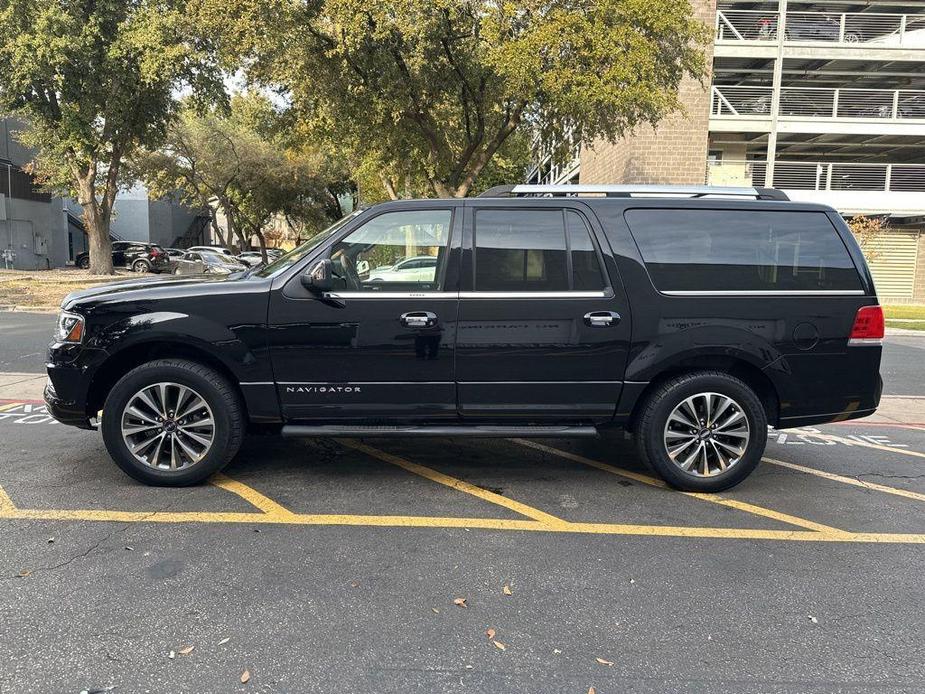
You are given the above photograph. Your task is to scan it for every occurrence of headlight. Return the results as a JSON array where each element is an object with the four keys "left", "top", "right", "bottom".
[{"left": 55, "top": 311, "right": 85, "bottom": 343}]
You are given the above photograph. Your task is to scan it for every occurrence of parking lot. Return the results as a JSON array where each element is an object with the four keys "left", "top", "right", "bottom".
[{"left": 1, "top": 313, "right": 924, "bottom": 693}]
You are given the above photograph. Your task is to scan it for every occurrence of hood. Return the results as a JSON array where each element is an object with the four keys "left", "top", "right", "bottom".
[{"left": 61, "top": 271, "right": 253, "bottom": 311}]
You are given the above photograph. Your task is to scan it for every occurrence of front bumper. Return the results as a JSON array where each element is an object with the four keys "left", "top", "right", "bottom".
[
  {"left": 44, "top": 342, "right": 109, "bottom": 430},
  {"left": 44, "top": 379, "right": 95, "bottom": 429}
]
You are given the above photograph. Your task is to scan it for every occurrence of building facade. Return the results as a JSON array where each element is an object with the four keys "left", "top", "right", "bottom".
[
  {"left": 528, "top": 0, "right": 925, "bottom": 302},
  {"left": 1, "top": 118, "right": 206, "bottom": 270}
]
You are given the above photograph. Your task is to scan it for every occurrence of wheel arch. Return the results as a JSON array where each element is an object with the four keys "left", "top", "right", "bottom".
[
  {"left": 626, "top": 355, "right": 780, "bottom": 431},
  {"left": 87, "top": 340, "right": 247, "bottom": 418}
]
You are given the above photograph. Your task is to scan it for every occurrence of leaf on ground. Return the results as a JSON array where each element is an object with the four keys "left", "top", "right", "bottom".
[
  {"left": 124, "top": 546, "right": 134, "bottom": 551},
  {"left": 218, "top": 637, "right": 230, "bottom": 645},
  {"left": 808, "top": 615, "right": 818, "bottom": 624},
  {"left": 178, "top": 645, "right": 194, "bottom": 655},
  {"left": 453, "top": 598, "right": 467, "bottom": 608},
  {"left": 350, "top": 581, "right": 359, "bottom": 588},
  {"left": 432, "top": 608, "right": 439, "bottom": 614},
  {"left": 167, "top": 651, "right": 176, "bottom": 660},
  {"left": 596, "top": 657, "right": 614, "bottom": 666},
  {"left": 47, "top": 537, "right": 54, "bottom": 544},
  {"left": 240, "top": 669, "right": 251, "bottom": 684},
  {"left": 502, "top": 585, "right": 512, "bottom": 596},
  {"left": 492, "top": 640, "right": 506, "bottom": 651},
  {"left": 486, "top": 628, "right": 496, "bottom": 640},
  {"left": 17, "top": 569, "right": 30, "bottom": 578}
]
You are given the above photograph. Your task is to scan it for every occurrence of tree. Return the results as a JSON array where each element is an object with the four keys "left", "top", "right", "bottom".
[
  {"left": 0, "top": 0, "right": 222, "bottom": 273},
  {"left": 133, "top": 94, "right": 350, "bottom": 261},
  {"left": 211, "top": 0, "right": 708, "bottom": 199},
  {"left": 847, "top": 215, "right": 887, "bottom": 262}
]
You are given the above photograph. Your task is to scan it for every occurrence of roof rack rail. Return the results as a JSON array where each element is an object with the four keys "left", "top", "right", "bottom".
[{"left": 478, "top": 184, "right": 789, "bottom": 201}]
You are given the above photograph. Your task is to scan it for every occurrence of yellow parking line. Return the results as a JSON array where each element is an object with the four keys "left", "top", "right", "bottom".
[
  {"left": 0, "top": 402, "right": 22, "bottom": 413},
  {"left": 0, "top": 503, "right": 923, "bottom": 542},
  {"left": 209, "top": 473, "right": 298, "bottom": 519},
  {"left": 339, "top": 439, "right": 571, "bottom": 527},
  {"left": 764, "top": 457, "right": 925, "bottom": 503},
  {"left": 511, "top": 439, "right": 847, "bottom": 535},
  {"left": 0, "top": 484, "right": 16, "bottom": 511}
]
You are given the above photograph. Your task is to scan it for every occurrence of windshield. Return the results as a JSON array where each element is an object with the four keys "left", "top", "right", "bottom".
[{"left": 254, "top": 211, "right": 364, "bottom": 278}]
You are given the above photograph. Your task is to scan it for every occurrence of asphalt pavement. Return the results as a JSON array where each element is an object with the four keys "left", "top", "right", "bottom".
[{"left": 0, "top": 310, "right": 923, "bottom": 693}]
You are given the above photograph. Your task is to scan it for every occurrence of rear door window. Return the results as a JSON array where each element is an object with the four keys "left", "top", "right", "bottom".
[
  {"left": 624, "top": 209, "right": 862, "bottom": 292},
  {"left": 474, "top": 209, "right": 607, "bottom": 292}
]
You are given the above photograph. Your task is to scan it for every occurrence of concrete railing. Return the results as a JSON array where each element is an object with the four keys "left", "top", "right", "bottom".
[
  {"left": 716, "top": 10, "right": 925, "bottom": 47},
  {"left": 711, "top": 85, "right": 925, "bottom": 120},
  {"left": 707, "top": 159, "right": 925, "bottom": 192}
]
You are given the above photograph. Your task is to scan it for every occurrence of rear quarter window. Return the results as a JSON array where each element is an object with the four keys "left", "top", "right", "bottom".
[{"left": 624, "top": 209, "right": 862, "bottom": 292}]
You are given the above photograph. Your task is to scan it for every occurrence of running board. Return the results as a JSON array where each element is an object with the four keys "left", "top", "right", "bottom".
[{"left": 281, "top": 424, "right": 599, "bottom": 438}]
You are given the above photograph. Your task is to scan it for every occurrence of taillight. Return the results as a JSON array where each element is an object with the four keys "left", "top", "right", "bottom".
[
  {"left": 150, "top": 248, "right": 161, "bottom": 257},
  {"left": 848, "top": 305, "right": 884, "bottom": 345}
]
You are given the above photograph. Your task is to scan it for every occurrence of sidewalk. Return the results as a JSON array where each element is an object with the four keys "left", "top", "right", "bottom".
[
  {"left": 0, "top": 372, "right": 47, "bottom": 400},
  {"left": 1, "top": 371, "right": 922, "bottom": 425}
]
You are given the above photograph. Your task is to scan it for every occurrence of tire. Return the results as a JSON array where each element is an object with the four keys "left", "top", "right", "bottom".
[
  {"left": 133, "top": 259, "right": 151, "bottom": 273},
  {"left": 634, "top": 371, "right": 767, "bottom": 492},
  {"left": 101, "top": 359, "right": 245, "bottom": 486},
  {"left": 77, "top": 256, "right": 90, "bottom": 269}
]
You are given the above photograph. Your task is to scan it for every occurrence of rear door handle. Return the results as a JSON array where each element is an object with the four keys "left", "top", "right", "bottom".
[
  {"left": 584, "top": 311, "right": 620, "bottom": 327},
  {"left": 401, "top": 311, "right": 438, "bottom": 328}
]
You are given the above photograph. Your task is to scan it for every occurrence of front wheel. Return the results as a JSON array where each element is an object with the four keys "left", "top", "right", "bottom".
[
  {"left": 634, "top": 372, "right": 767, "bottom": 492},
  {"left": 101, "top": 359, "right": 245, "bottom": 486},
  {"left": 133, "top": 259, "right": 151, "bottom": 273}
]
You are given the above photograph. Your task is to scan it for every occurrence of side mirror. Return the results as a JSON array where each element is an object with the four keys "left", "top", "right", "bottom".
[{"left": 301, "top": 258, "right": 334, "bottom": 292}]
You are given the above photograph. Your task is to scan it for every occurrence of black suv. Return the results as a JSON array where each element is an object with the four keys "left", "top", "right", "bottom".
[
  {"left": 76, "top": 242, "right": 170, "bottom": 273},
  {"left": 46, "top": 185, "right": 883, "bottom": 491}
]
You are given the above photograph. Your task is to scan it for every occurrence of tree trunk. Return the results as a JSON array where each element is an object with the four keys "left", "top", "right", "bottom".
[
  {"left": 254, "top": 229, "right": 268, "bottom": 264},
  {"left": 209, "top": 207, "right": 229, "bottom": 249},
  {"left": 76, "top": 175, "right": 114, "bottom": 275}
]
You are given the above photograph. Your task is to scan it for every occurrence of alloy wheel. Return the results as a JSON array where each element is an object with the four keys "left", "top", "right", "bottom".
[
  {"left": 662, "top": 392, "right": 751, "bottom": 477},
  {"left": 120, "top": 382, "right": 215, "bottom": 470}
]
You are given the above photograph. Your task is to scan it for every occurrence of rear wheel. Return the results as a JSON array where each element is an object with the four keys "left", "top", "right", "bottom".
[
  {"left": 634, "top": 372, "right": 767, "bottom": 492},
  {"left": 77, "top": 256, "right": 90, "bottom": 269},
  {"left": 133, "top": 259, "right": 151, "bottom": 273},
  {"left": 101, "top": 359, "right": 244, "bottom": 486}
]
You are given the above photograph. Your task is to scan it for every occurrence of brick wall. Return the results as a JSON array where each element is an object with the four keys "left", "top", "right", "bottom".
[{"left": 579, "top": 0, "right": 716, "bottom": 185}]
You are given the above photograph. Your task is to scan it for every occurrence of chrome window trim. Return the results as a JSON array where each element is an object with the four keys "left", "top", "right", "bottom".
[
  {"left": 327, "top": 291, "right": 455, "bottom": 299},
  {"left": 460, "top": 291, "right": 610, "bottom": 299},
  {"left": 660, "top": 290, "right": 865, "bottom": 297}
]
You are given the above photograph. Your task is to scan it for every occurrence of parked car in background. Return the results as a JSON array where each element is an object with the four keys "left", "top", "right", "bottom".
[
  {"left": 236, "top": 252, "right": 267, "bottom": 267},
  {"left": 187, "top": 246, "right": 236, "bottom": 259},
  {"left": 164, "top": 248, "right": 186, "bottom": 259},
  {"left": 367, "top": 255, "right": 439, "bottom": 282},
  {"left": 75, "top": 242, "right": 170, "bottom": 273},
  {"left": 172, "top": 250, "right": 248, "bottom": 275}
]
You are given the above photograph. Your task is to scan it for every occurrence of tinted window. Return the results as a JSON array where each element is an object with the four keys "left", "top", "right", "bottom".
[
  {"left": 625, "top": 209, "right": 861, "bottom": 292},
  {"left": 330, "top": 209, "right": 452, "bottom": 291},
  {"left": 475, "top": 210, "right": 569, "bottom": 291},
  {"left": 566, "top": 211, "right": 607, "bottom": 291}
]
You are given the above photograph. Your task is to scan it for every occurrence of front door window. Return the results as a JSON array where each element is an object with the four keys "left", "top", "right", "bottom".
[{"left": 329, "top": 210, "right": 453, "bottom": 292}]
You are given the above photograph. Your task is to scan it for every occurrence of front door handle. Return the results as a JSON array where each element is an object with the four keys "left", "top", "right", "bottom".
[
  {"left": 584, "top": 311, "right": 620, "bottom": 327},
  {"left": 401, "top": 311, "right": 438, "bottom": 329}
]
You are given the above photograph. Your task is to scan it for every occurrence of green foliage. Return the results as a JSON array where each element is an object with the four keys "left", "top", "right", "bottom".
[
  {"left": 0, "top": 0, "right": 222, "bottom": 272},
  {"left": 213, "top": 0, "right": 708, "bottom": 198},
  {"left": 132, "top": 93, "right": 352, "bottom": 255}
]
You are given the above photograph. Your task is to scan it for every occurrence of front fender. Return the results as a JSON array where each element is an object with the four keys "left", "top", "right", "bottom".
[{"left": 89, "top": 311, "right": 264, "bottom": 380}]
